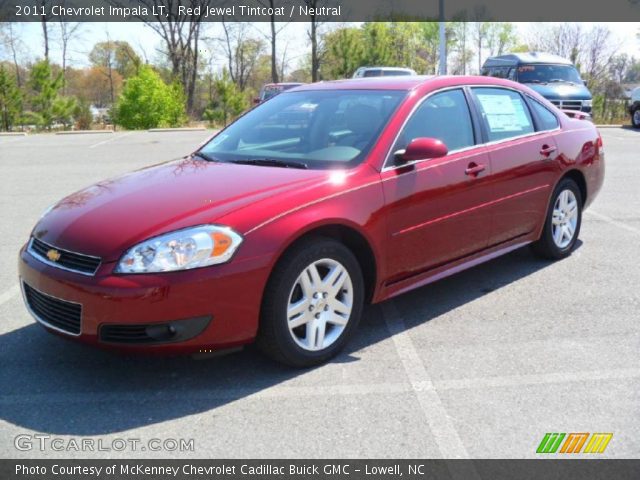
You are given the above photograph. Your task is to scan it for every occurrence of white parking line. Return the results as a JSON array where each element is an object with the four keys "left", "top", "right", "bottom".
[
  {"left": 0, "top": 285, "right": 19, "bottom": 307},
  {"left": 586, "top": 210, "right": 640, "bottom": 236},
  {"left": 88, "top": 131, "right": 134, "bottom": 149},
  {"left": 382, "top": 300, "right": 473, "bottom": 462}
]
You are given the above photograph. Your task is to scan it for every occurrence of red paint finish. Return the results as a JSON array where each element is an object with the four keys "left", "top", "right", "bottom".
[{"left": 18, "top": 76, "right": 604, "bottom": 353}]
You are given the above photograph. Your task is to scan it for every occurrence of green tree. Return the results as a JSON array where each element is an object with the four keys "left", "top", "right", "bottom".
[
  {"left": 322, "top": 27, "right": 365, "bottom": 79},
  {"left": 361, "top": 23, "right": 394, "bottom": 66},
  {"left": 203, "top": 72, "right": 247, "bottom": 127},
  {"left": 25, "top": 59, "right": 64, "bottom": 129},
  {"left": 0, "top": 65, "right": 23, "bottom": 131},
  {"left": 52, "top": 95, "right": 78, "bottom": 130},
  {"left": 89, "top": 41, "right": 141, "bottom": 79},
  {"left": 74, "top": 99, "right": 93, "bottom": 130},
  {"left": 114, "top": 65, "right": 187, "bottom": 129}
]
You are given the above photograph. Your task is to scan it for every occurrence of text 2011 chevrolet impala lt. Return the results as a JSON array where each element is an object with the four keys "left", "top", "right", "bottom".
[{"left": 19, "top": 76, "right": 604, "bottom": 367}]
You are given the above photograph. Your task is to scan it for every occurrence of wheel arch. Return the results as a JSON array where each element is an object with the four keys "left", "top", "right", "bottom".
[
  {"left": 560, "top": 169, "right": 588, "bottom": 206},
  {"left": 266, "top": 221, "right": 379, "bottom": 304}
]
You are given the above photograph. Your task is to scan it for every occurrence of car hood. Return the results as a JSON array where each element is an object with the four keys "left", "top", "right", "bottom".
[
  {"left": 33, "top": 158, "right": 327, "bottom": 262},
  {"left": 524, "top": 82, "right": 592, "bottom": 100}
]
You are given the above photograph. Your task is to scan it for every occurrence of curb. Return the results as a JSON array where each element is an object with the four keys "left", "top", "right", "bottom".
[
  {"left": 148, "top": 127, "right": 207, "bottom": 132},
  {"left": 0, "top": 132, "right": 27, "bottom": 137},
  {"left": 55, "top": 130, "right": 114, "bottom": 135}
]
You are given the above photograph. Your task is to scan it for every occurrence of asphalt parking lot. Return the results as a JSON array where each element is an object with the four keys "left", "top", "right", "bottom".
[{"left": 0, "top": 128, "right": 638, "bottom": 459}]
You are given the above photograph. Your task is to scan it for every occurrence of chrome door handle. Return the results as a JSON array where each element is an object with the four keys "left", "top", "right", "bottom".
[
  {"left": 465, "top": 163, "right": 486, "bottom": 176},
  {"left": 540, "top": 145, "right": 557, "bottom": 156}
]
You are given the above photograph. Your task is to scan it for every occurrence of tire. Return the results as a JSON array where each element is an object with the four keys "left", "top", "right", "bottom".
[
  {"left": 531, "top": 178, "right": 582, "bottom": 260},
  {"left": 632, "top": 107, "right": 640, "bottom": 129},
  {"left": 257, "top": 237, "right": 364, "bottom": 367}
]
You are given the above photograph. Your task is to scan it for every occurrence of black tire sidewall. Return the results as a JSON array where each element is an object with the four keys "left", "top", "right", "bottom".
[{"left": 261, "top": 238, "right": 364, "bottom": 367}]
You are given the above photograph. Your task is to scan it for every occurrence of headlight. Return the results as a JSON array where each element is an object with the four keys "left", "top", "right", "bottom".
[
  {"left": 115, "top": 225, "right": 243, "bottom": 273},
  {"left": 583, "top": 100, "right": 593, "bottom": 107}
]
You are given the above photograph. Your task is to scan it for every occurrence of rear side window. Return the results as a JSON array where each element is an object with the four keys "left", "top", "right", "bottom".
[
  {"left": 529, "top": 99, "right": 559, "bottom": 131},
  {"left": 472, "top": 88, "right": 534, "bottom": 142},
  {"left": 393, "top": 89, "right": 475, "bottom": 153}
]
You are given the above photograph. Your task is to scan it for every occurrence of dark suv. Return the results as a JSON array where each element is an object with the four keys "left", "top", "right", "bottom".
[{"left": 482, "top": 52, "right": 592, "bottom": 114}]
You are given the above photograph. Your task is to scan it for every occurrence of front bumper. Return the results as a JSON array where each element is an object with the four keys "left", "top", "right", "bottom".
[{"left": 18, "top": 244, "right": 272, "bottom": 354}]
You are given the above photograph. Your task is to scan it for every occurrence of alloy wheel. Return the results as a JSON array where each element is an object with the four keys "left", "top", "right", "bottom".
[
  {"left": 286, "top": 258, "right": 353, "bottom": 352},
  {"left": 551, "top": 189, "right": 579, "bottom": 248}
]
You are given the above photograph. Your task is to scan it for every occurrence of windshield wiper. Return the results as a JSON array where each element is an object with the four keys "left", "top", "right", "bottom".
[
  {"left": 192, "top": 151, "right": 218, "bottom": 162},
  {"left": 549, "top": 79, "right": 575, "bottom": 85},
  {"left": 229, "top": 158, "right": 308, "bottom": 169},
  {"left": 523, "top": 79, "right": 547, "bottom": 85}
]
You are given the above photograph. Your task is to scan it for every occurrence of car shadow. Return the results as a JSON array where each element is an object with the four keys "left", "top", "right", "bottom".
[{"left": 0, "top": 244, "right": 573, "bottom": 435}]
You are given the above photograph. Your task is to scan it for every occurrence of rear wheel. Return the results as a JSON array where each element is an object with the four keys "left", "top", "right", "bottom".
[
  {"left": 257, "top": 237, "right": 364, "bottom": 367},
  {"left": 531, "top": 178, "right": 582, "bottom": 260}
]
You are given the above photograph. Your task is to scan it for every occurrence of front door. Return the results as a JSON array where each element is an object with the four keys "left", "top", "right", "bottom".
[{"left": 380, "top": 88, "right": 494, "bottom": 285}]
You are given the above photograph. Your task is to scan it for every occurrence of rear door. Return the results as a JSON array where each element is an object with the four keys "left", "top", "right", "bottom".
[
  {"left": 469, "top": 87, "right": 559, "bottom": 246},
  {"left": 380, "top": 88, "right": 494, "bottom": 284}
]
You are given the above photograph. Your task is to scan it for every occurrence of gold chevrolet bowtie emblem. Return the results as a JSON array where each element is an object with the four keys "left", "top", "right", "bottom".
[{"left": 46, "top": 249, "right": 61, "bottom": 262}]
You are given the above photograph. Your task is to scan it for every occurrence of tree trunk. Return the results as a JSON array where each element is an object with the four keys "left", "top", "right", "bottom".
[
  {"left": 270, "top": 7, "right": 279, "bottom": 83},
  {"left": 187, "top": 25, "right": 199, "bottom": 115},
  {"left": 310, "top": 16, "right": 318, "bottom": 82},
  {"left": 41, "top": 18, "right": 49, "bottom": 60}
]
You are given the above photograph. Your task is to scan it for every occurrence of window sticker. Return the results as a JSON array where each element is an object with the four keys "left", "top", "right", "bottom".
[{"left": 477, "top": 93, "right": 530, "bottom": 133}]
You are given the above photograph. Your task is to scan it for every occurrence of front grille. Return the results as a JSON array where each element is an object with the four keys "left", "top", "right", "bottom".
[
  {"left": 23, "top": 283, "right": 82, "bottom": 335},
  {"left": 29, "top": 237, "right": 101, "bottom": 275},
  {"left": 550, "top": 100, "right": 583, "bottom": 111}
]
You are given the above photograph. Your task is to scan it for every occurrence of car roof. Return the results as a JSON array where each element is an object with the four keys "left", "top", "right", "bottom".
[
  {"left": 264, "top": 82, "right": 304, "bottom": 87},
  {"left": 291, "top": 75, "right": 523, "bottom": 92},
  {"left": 357, "top": 66, "right": 415, "bottom": 71},
  {"left": 484, "top": 52, "right": 573, "bottom": 67}
]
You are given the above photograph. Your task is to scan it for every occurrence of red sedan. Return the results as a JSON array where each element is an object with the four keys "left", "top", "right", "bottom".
[{"left": 19, "top": 76, "right": 604, "bottom": 367}]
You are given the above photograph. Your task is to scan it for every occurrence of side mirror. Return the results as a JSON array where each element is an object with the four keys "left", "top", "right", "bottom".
[
  {"left": 253, "top": 97, "right": 261, "bottom": 105},
  {"left": 395, "top": 137, "right": 448, "bottom": 164}
]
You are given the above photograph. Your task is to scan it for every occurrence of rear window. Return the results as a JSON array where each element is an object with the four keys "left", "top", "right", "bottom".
[
  {"left": 529, "top": 99, "right": 559, "bottom": 131},
  {"left": 383, "top": 70, "right": 412, "bottom": 76}
]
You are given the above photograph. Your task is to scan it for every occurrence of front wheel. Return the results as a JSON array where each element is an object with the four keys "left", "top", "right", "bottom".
[
  {"left": 632, "top": 108, "right": 640, "bottom": 129},
  {"left": 531, "top": 178, "right": 582, "bottom": 260},
  {"left": 257, "top": 237, "right": 364, "bottom": 367}
]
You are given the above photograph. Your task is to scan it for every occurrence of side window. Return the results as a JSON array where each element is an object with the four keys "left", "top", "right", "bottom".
[
  {"left": 393, "top": 89, "right": 475, "bottom": 155},
  {"left": 529, "top": 99, "right": 559, "bottom": 131},
  {"left": 472, "top": 88, "right": 534, "bottom": 142}
]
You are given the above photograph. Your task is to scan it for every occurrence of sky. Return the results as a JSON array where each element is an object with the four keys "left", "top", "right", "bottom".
[{"left": 4, "top": 22, "right": 640, "bottom": 75}]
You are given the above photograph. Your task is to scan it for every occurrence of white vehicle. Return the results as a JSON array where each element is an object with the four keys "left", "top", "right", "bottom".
[
  {"left": 352, "top": 66, "right": 417, "bottom": 78},
  {"left": 629, "top": 87, "right": 640, "bottom": 129}
]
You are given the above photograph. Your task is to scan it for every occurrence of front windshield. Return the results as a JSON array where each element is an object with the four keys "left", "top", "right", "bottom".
[
  {"left": 517, "top": 64, "right": 582, "bottom": 84},
  {"left": 200, "top": 89, "right": 406, "bottom": 169}
]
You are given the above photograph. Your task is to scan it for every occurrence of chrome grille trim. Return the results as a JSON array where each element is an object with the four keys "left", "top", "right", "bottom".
[{"left": 28, "top": 237, "right": 101, "bottom": 276}]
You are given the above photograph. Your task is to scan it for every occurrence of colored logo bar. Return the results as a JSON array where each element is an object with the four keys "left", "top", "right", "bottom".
[{"left": 537, "top": 433, "right": 612, "bottom": 454}]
